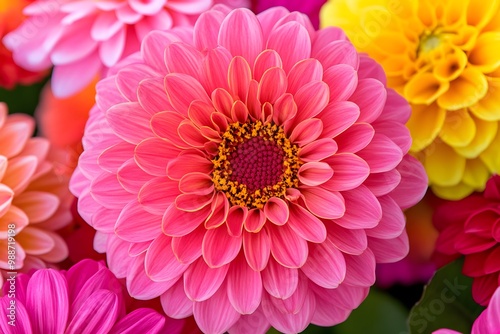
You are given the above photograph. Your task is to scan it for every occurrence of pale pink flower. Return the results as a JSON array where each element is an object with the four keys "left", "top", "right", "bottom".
[
  {"left": 0, "top": 102, "right": 72, "bottom": 290},
  {"left": 71, "top": 6, "right": 427, "bottom": 333},
  {"left": 0, "top": 259, "right": 180, "bottom": 333},
  {"left": 3, "top": 0, "right": 248, "bottom": 98},
  {"left": 433, "top": 286, "right": 500, "bottom": 334}
]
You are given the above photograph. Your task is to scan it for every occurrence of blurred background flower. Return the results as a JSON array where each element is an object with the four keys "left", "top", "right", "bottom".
[
  {"left": 321, "top": 0, "right": 500, "bottom": 200},
  {"left": 0, "top": 102, "right": 72, "bottom": 290},
  {"left": 70, "top": 5, "right": 427, "bottom": 333},
  {"left": 0, "top": 0, "right": 47, "bottom": 89},
  {"left": 3, "top": 0, "right": 248, "bottom": 98},
  {"left": 433, "top": 174, "right": 500, "bottom": 306}
]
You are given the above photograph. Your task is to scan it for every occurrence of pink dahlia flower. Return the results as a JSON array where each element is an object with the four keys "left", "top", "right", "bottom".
[
  {"left": 251, "top": 0, "right": 327, "bottom": 28},
  {"left": 0, "top": 259, "right": 179, "bottom": 334},
  {"left": 71, "top": 6, "right": 427, "bottom": 333},
  {"left": 433, "top": 286, "right": 500, "bottom": 334},
  {"left": 3, "top": 0, "right": 248, "bottom": 98},
  {"left": 0, "top": 102, "right": 72, "bottom": 290},
  {"left": 434, "top": 175, "right": 500, "bottom": 306}
]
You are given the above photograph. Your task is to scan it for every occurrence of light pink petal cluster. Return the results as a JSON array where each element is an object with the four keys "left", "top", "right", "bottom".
[
  {"left": 71, "top": 6, "right": 427, "bottom": 333},
  {"left": 0, "top": 259, "right": 174, "bottom": 334},
  {"left": 0, "top": 102, "right": 72, "bottom": 290},
  {"left": 3, "top": 0, "right": 248, "bottom": 97}
]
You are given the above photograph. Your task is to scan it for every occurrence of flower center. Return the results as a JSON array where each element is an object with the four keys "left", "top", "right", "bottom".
[{"left": 212, "top": 121, "right": 301, "bottom": 209}]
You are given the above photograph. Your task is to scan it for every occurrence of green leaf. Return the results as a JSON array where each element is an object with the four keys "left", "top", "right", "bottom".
[
  {"left": 0, "top": 79, "right": 48, "bottom": 116},
  {"left": 408, "top": 258, "right": 484, "bottom": 334},
  {"left": 331, "top": 288, "right": 409, "bottom": 334}
]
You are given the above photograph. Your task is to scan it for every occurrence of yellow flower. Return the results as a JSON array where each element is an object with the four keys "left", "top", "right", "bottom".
[{"left": 321, "top": 0, "right": 500, "bottom": 199}]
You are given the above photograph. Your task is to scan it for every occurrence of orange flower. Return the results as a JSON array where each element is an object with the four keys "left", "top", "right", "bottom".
[{"left": 0, "top": 103, "right": 72, "bottom": 289}]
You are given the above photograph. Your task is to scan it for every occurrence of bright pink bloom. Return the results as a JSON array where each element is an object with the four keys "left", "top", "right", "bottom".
[
  {"left": 251, "top": 0, "right": 327, "bottom": 28},
  {"left": 433, "top": 286, "right": 500, "bottom": 334},
  {"left": 434, "top": 175, "right": 500, "bottom": 306},
  {"left": 3, "top": 0, "right": 247, "bottom": 98},
  {"left": 0, "top": 259, "right": 180, "bottom": 334},
  {"left": 0, "top": 102, "right": 72, "bottom": 290},
  {"left": 71, "top": 6, "right": 427, "bottom": 333}
]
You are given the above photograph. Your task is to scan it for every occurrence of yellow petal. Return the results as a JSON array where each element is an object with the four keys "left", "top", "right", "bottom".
[
  {"left": 479, "top": 127, "right": 500, "bottom": 172},
  {"left": 437, "top": 67, "right": 488, "bottom": 110},
  {"left": 439, "top": 108, "right": 476, "bottom": 147},
  {"left": 404, "top": 72, "right": 450, "bottom": 104},
  {"left": 433, "top": 48, "right": 467, "bottom": 81},
  {"left": 468, "top": 32, "right": 500, "bottom": 73},
  {"left": 451, "top": 25, "right": 478, "bottom": 51},
  {"left": 424, "top": 141, "right": 466, "bottom": 186},
  {"left": 467, "top": 0, "right": 500, "bottom": 29},
  {"left": 417, "top": 0, "right": 438, "bottom": 28},
  {"left": 431, "top": 182, "right": 474, "bottom": 200},
  {"left": 442, "top": 0, "right": 468, "bottom": 27},
  {"left": 454, "top": 114, "right": 498, "bottom": 158},
  {"left": 462, "top": 159, "right": 490, "bottom": 189},
  {"left": 407, "top": 103, "right": 446, "bottom": 152},
  {"left": 469, "top": 80, "right": 500, "bottom": 121}
]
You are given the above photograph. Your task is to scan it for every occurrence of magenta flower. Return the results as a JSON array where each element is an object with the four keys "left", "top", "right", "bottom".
[
  {"left": 433, "top": 286, "right": 500, "bottom": 334},
  {"left": 251, "top": 0, "right": 327, "bottom": 28},
  {"left": 0, "top": 259, "right": 177, "bottom": 334},
  {"left": 3, "top": 0, "right": 247, "bottom": 98},
  {"left": 71, "top": 6, "right": 427, "bottom": 333}
]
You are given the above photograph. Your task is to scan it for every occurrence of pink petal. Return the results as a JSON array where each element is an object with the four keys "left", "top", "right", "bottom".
[
  {"left": 167, "top": 150, "right": 212, "bottom": 180},
  {"left": 311, "top": 298, "right": 350, "bottom": 327},
  {"left": 272, "top": 93, "right": 297, "bottom": 125},
  {"left": 115, "top": 63, "right": 157, "bottom": 102},
  {"left": 358, "top": 54, "right": 387, "bottom": 85},
  {"left": 292, "top": 81, "right": 329, "bottom": 124},
  {"left": 315, "top": 40, "right": 359, "bottom": 70},
  {"left": 244, "top": 208, "right": 266, "bottom": 233},
  {"left": 298, "top": 138, "right": 338, "bottom": 162},
  {"left": 227, "top": 255, "right": 263, "bottom": 314},
  {"left": 145, "top": 234, "right": 188, "bottom": 282},
  {"left": 300, "top": 187, "right": 345, "bottom": 220},
  {"left": 115, "top": 200, "right": 161, "bottom": 242},
  {"left": 363, "top": 169, "right": 401, "bottom": 197},
  {"left": 287, "top": 58, "right": 323, "bottom": 96},
  {"left": 109, "top": 308, "right": 166, "bottom": 334},
  {"left": 323, "top": 64, "right": 358, "bottom": 102},
  {"left": 267, "top": 22, "right": 311, "bottom": 73},
  {"left": 179, "top": 172, "right": 214, "bottom": 195},
  {"left": 390, "top": 155, "right": 428, "bottom": 209},
  {"left": 310, "top": 282, "right": 369, "bottom": 311},
  {"left": 178, "top": 120, "right": 210, "bottom": 148},
  {"left": 194, "top": 10, "right": 225, "bottom": 50},
  {"left": 321, "top": 153, "right": 370, "bottom": 192},
  {"left": 228, "top": 307, "right": 271, "bottom": 334},
  {"left": 96, "top": 77, "right": 128, "bottom": 113},
  {"left": 357, "top": 134, "right": 403, "bottom": 173},
  {"left": 0, "top": 297, "right": 32, "bottom": 333},
  {"left": 242, "top": 229, "right": 271, "bottom": 271},
  {"left": 258, "top": 67, "right": 287, "bottom": 104},
  {"left": 226, "top": 206, "right": 248, "bottom": 237},
  {"left": 15, "top": 227, "right": 55, "bottom": 255},
  {"left": 312, "top": 27, "right": 347, "bottom": 56},
  {"left": 205, "top": 192, "right": 229, "bottom": 229},
  {"left": 26, "top": 270, "right": 69, "bottom": 334},
  {"left": 349, "top": 78, "right": 387, "bottom": 123},
  {"left": 264, "top": 197, "right": 289, "bottom": 226},
  {"left": 4, "top": 156, "right": 38, "bottom": 195},
  {"left": 165, "top": 73, "right": 211, "bottom": 115},
  {"left": 262, "top": 257, "right": 298, "bottom": 299},
  {"left": 230, "top": 100, "right": 249, "bottom": 124},
  {"left": 51, "top": 51, "right": 101, "bottom": 98},
  {"left": 319, "top": 101, "right": 360, "bottom": 138},
  {"left": 165, "top": 42, "right": 204, "bottom": 80},
  {"left": 175, "top": 193, "right": 213, "bottom": 212},
  {"left": 137, "top": 77, "right": 172, "bottom": 115},
  {"left": 171, "top": 225, "right": 205, "bottom": 265},
  {"left": 228, "top": 56, "right": 253, "bottom": 101},
  {"left": 193, "top": 281, "right": 241, "bottom": 334},
  {"left": 65, "top": 290, "right": 120, "bottom": 334},
  {"left": 13, "top": 191, "right": 59, "bottom": 223},
  {"left": 188, "top": 101, "right": 216, "bottom": 128},
  {"left": 253, "top": 49, "right": 283, "bottom": 82},
  {"left": 127, "top": 254, "right": 175, "bottom": 299},
  {"left": 91, "top": 11, "right": 123, "bottom": 41},
  {"left": 117, "top": 158, "right": 152, "bottom": 193},
  {"left": 301, "top": 236, "right": 346, "bottom": 288},
  {"left": 98, "top": 142, "right": 135, "bottom": 174},
  {"left": 160, "top": 278, "right": 193, "bottom": 318},
  {"left": 334, "top": 185, "right": 382, "bottom": 229},
  {"left": 202, "top": 47, "right": 232, "bottom": 93},
  {"left": 184, "top": 257, "right": 229, "bottom": 301},
  {"left": 139, "top": 177, "right": 179, "bottom": 215},
  {"left": 106, "top": 102, "right": 154, "bottom": 144},
  {"left": 335, "top": 123, "right": 375, "bottom": 153},
  {"left": 289, "top": 118, "right": 323, "bottom": 146},
  {"left": 298, "top": 161, "right": 333, "bottom": 186},
  {"left": 368, "top": 231, "right": 409, "bottom": 263},
  {"left": 366, "top": 195, "right": 406, "bottom": 239},
  {"left": 373, "top": 121, "right": 411, "bottom": 154},
  {"left": 219, "top": 8, "right": 264, "bottom": 66},
  {"left": 99, "top": 28, "right": 126, "bottom": 67},
  {"left": 268, "top": 223, "right": 308, "bottom": 268},
  {"left": 162, "top": 204, "right": 211, "bottom": 237},
  {"left": 0, "top": 117, "right": 34, "bottom": 158},
  {"left": 202, "top": 225, "right": 242, "bottom": 267},
  {"left": 343, "top": 249, "right": 377, "bottom": 286},
  {"left": 0, "top": 185, "right": 13, "bottom": 217},
  {"left": 141, "top": 30, "right": 181, "bottom": 73},
  {"left": 378, "top": 89, "right": 411, "bottom": 123}
]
